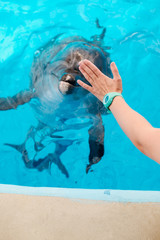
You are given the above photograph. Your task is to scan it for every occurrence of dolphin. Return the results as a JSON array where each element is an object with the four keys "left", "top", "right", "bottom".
[{"left": 0, "top": 19, "right": 111, "bottom": 176}]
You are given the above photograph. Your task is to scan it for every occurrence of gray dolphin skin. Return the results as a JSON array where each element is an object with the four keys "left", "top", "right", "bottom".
[{"left": 0, "top": 19, "right": 111, "bottom": 177}]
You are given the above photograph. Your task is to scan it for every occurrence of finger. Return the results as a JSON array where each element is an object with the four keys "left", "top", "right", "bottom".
[
  {"left": 77, "top": 80, "right": 93, "bottom": 93},
  {"left": 79, "top": 63, "right": 96, "bottom": 82},
  {"left": 80, "top": 59, "right": 103, "bottom": 78},
  {"left": 79, "top": 65, "right": 94, "bottom": 85},
  {"left": 110, "top": 62, "right": 121, "bottom": 79}
]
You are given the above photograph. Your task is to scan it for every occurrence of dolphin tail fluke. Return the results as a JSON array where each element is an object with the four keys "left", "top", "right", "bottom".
[
  {"left": 90, "top": 18, "right": 106, "bottom": 44},
  {"left": 95, "top": 18, "right": 106, "bottom": 39},
  {"left": 99, "top": 28, "right": 106, "bottom": 41},
  {"left": 95, "top": 18, "right": 103, "bottom": 29},
  {"left": 0, "top": 89, "right": 35, "bottom": 111}
]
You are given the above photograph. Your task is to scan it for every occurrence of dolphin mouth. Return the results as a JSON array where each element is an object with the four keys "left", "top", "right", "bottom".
[
  {"left": 59, "top": 73, "right": 81, "bottom": 95},
  {"left": 61, "top": 79, "right": 76, "bottom": 87},
  {"left": 60, "top": 79, "right": 80, "bottom": 88},
  {"left": 58, "top": 81, "right": 78, "bottom": 95}
]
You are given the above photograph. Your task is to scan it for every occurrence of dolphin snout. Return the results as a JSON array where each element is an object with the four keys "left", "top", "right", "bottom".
[{"left": 59, "top": 73, "right": 76, "bottom": 95}]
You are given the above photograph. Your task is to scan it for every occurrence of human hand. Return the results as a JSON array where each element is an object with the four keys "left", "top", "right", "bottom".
[{"left": 77, "top": 59, "right": 123, "bottom": 102}]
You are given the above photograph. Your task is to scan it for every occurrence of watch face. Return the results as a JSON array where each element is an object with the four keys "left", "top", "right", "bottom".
[{"left": 104, "top": 95, "right": 109, "bottom": 104}]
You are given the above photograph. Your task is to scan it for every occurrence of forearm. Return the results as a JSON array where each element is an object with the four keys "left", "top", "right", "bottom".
[{"left": 109, "top": 96, "right": 153, "bottom": 155}]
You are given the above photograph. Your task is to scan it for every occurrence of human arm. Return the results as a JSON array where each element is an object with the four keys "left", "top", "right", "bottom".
[
  {"left": 109, "top": 96, "right": 160, "bottom": 163},
  {"left": 77, "top": 59, "right": 160, "bottom": 164}
]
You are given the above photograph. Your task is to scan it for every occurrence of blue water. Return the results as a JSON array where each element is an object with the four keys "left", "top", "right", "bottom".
[{"left": 0, "top": 0, "right": 160, "bottom": 190}]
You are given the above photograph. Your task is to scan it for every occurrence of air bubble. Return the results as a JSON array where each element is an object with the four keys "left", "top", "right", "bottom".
[{"left": 34, "top": 50, "right": 40, "bottom": 57}]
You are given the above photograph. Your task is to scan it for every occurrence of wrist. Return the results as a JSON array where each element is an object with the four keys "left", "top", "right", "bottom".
[
  {"left": 103, "top": 92, "right": 123, "bottom": 113},
  {"left": 109, "top": 95, "right": 124, "bottom": 111}
]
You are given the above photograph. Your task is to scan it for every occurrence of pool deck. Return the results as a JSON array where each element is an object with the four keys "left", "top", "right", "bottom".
[
  {"left": 0, "top": 186, "right": 160, "bottom": 239},
  {"left": 0, "top": 193, "right": 160, "bottom": 240}
]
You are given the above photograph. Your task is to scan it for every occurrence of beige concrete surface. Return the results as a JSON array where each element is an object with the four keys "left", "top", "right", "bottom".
[{"left": 0, "top": 193, "right": 160, "bottom": 240}]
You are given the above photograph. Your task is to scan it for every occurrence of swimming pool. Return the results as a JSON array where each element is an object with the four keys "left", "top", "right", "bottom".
[{"left": 0, "top": 0, "right": 160, "bottom": 191}]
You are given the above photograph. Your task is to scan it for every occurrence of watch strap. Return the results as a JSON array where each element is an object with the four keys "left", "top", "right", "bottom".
[{"left": 103, "top": 92, "right": 123, "bottom": 113}]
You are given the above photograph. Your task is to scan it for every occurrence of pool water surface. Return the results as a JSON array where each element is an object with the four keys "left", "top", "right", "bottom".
[{"left": 0, "top": 0, "right": 160, "bottom": 190}]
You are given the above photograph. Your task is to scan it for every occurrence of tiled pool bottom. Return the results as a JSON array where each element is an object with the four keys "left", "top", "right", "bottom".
[{"left": 0, "top": 184, "right": 160, "bottom": 202}]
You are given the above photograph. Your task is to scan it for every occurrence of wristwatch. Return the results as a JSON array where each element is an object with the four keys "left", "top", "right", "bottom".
[{"left": 103, "top": 92, "right": 123, "bottom": 114}]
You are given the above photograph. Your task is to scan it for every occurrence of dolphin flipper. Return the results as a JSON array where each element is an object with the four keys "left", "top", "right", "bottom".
[
  {"left": 86, "top": 113, "right": 104, "bottom": 173},
  {"left": 0, "top": 89, "right": 35, "bottom": 111}
]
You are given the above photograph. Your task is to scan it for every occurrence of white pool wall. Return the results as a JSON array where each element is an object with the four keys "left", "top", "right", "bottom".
[{"left": 0, "top": 184, "right": 160, "bottom": 202}]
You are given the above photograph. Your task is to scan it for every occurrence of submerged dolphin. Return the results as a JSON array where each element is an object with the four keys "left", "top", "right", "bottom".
[{"left": 0, "top": 19, "right": 111, "bottom": 177}]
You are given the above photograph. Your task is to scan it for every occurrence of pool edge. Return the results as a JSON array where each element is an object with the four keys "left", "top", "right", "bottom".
[{"left": 0, "top": 184, "right": 160, "bottom": 202}]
